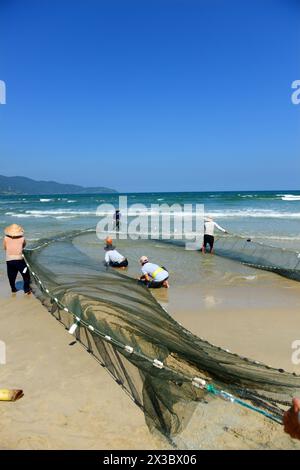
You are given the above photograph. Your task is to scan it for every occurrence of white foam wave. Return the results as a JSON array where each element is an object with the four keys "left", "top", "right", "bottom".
[
  {"left": 5, "top": 207, "right": 300, "bottom": 220},
  {"left": 281, "top": 195, "right": 300, "bottom": 201},
  {"left": 5, "top": 213, "right": 49, "bottom": 218},
  {"left": 25, "top": 209, "right": 93, "bottom": 216},
  {"left": 39, "top": 198, "right": 52, "bottom": 202},
  {"left": 208, "top": 209, "right": 300, "bottom": 219}
]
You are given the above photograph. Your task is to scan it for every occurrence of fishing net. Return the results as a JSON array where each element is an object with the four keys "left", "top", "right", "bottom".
[
  {"left": 214, "top": 235, "right": 300, "bottom": 282},
  {"left": 24, "top": 230, "right": 300, "bottom": 444}
]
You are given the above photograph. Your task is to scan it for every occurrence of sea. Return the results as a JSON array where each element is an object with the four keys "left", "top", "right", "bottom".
[{"left": 1, "top": 190, "right": 300, "bottom": 248}]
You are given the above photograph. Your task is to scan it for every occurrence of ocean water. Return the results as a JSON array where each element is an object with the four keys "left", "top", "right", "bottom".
[{"left": 1, "top": 190, "right": 300, "bottom": 248}]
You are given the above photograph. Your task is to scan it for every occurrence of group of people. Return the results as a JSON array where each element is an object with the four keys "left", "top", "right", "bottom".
[
  {"left": 103, "top": 213, "right": 227, "bottom": 287},
  {"left": 1, "top": 216, "right": 228, "bottom": 294},
  {"left": 2, "top": 222, "right": 300, "bottom": 441},
  {"left": 104, "top": 236, "right": 169, "bottom": 288}
]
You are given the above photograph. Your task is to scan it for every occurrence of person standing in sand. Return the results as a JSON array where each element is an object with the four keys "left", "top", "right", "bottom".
[
  {"left": 3, "top": 224, "right": 31, "bottom": 295},
  {"left": 202, "top": 216, "right": 228, "bottom": 254}
]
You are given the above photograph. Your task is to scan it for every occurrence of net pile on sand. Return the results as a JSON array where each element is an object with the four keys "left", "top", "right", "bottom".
[{"left": 24, "top": 230, "right": 300, "bottom": 442}]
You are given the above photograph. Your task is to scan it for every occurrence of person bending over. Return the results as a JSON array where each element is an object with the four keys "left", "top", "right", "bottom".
[
  {"left": 139, "top": 256, "right": 169, "bottom": 288},
  {"left": 202, "top": 216, "right": 228, "bottom": 254},
  {"left": 104, "top": 237, "right": 128, "bottom": 268},
  {"left": 3, "top": 224, "right": 31, "bottom": 295}
]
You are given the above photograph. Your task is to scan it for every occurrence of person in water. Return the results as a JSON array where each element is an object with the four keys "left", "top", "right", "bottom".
[
  {"left": 202, "top": 216, "right": 228, "bottom": 254},
  {"left": 3, "top": 224, "right": 31, "bottom": 295},
  {"left": 139, "top": 256, "right": 169, "bottom": 288},
  {"left": 104, "top": 236, "right": 128, "bottom": 268},
  {"left": 284, "top": 397, "right": 300, "bottom": 440},
  {"left": 114, "top": 210, "right": 121, "bottom": 231}
]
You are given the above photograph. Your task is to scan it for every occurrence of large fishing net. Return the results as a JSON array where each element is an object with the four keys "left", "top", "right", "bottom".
[
  {"left": 24, "top": 230, "right": 300, "bottom": 445},
  {"left": 215, "top": 235, "right": 300, "bottom": 282}
]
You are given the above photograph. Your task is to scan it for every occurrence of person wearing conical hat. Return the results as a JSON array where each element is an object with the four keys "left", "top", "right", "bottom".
[{"left": 3, "top": 224, "right": 31, "bottom": 295}]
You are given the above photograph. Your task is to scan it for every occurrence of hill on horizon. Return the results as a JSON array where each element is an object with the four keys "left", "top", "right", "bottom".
[{"left": 0, "top": 175, "right": 117, "bottom": 195}]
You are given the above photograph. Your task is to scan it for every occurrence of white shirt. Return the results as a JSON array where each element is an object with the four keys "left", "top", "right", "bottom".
[
  {"left": 204, "top": 221, "right": 226, "bottom": 236},
  {"left": 105, "top": 249, "right": 125, "bottom": 264},
  {"left": 141, "top": 262, "right": 168, "bottom": 282}
]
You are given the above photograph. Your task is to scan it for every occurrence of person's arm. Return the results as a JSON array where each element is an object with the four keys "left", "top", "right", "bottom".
[
  {"left": 105, "top": 251, "right": 110, "bottom": 265},
  {"left": 284, "top": 398, "right": 300, "bottom": 440},
  {"left": 23, "top": 238, "right": 26, "bottom": 249},
  {"left": 3, "top": 237, "right": 6, "bottom": 251},
  {"left": 214, "top": 222, "right": 228, "bottom": 233},
  {"left": 140, "top": 267, "right": 150, "bottom": 281}
]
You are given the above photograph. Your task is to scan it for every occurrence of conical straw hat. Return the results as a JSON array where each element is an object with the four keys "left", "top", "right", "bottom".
[{"left": 4, "top": 224, "right": 24, "bottom": 237}]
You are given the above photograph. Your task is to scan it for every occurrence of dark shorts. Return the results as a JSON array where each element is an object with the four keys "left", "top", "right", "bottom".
[
  {"left": 203, "top": 234, "right": 214, "bottom": 250},
  {"left": 109, "top": 258, "right": 128, "bottom": 268}
]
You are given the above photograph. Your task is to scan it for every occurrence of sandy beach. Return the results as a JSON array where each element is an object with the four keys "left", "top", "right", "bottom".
[
  {"left": 1, "top": 259, "right": 300, "bottom": 450},
  {"left": 0, "top": 271, "right": 166, "bottom": 450}
]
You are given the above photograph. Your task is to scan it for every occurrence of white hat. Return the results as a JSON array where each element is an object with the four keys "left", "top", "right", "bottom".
[{"left": 140, "top": 256, "right": 148, "bottom": 264}]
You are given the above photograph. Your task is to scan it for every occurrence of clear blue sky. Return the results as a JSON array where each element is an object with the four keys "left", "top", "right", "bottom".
[{"left": 0, "top": 0, "right": 299, "bottom": 192}]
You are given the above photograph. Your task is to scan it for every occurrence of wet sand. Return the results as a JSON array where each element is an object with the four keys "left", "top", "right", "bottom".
[
  {"left": 168, "top": 282, "right": 300, "bottom": 374},
  {"left": 102, "top": 237, "right": 300, "bottom": 374},
  {"left": 0, "top": 271, "right": 166, "bottom": 450}
]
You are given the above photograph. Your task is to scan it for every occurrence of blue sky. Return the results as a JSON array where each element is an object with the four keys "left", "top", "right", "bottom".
[{"left": 0, "top": 0, "right": 299, "bottom": 192}]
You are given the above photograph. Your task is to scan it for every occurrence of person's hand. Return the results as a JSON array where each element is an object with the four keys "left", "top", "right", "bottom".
[{"left": 283, "top": 398, "right": 300, "bottom": 440}]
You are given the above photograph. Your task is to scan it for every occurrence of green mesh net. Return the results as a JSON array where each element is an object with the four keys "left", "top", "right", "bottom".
[{"left": 24, "top": 230, "right": 300, "bottom": 443}]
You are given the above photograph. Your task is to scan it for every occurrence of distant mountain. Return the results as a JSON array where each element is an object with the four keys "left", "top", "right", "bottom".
[{"left": 0, "top": 175, "right": 117, "bottom": 195}]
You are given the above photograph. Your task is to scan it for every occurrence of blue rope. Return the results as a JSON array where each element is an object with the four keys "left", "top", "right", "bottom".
[{"left": 206, "top": 384, "right": 283, "bottom": 424}]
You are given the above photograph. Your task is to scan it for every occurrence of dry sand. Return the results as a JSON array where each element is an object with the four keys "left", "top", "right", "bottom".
[{"left": 0, "top": 273, "right": 166, "bottom": 450}]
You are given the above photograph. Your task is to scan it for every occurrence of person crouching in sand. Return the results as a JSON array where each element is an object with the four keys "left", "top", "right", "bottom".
[
  {"left": 3, "top": 224, "right": 31, "bottom": 295},
  {"left": 202, "top": 216, "right": 228, "bottom": 254},
  {"left": 104, "top": 236, "right": 128, "bottom": 268},
  {"left": 138, "top": 256, "right": 169, "bottom": 288}
]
